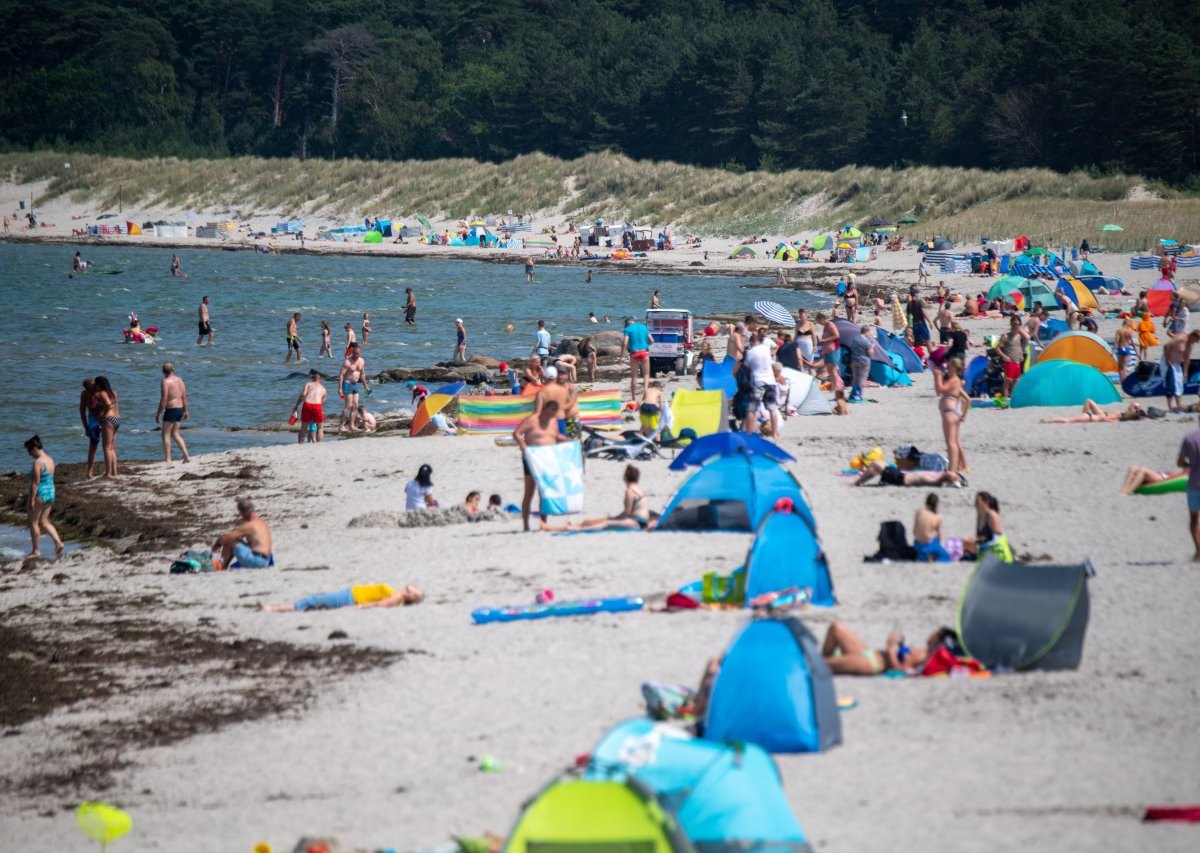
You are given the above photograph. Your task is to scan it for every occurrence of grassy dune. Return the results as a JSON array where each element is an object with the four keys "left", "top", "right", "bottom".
[{"left": 3, "top": 150, "right": 1195, "bottom": 251}]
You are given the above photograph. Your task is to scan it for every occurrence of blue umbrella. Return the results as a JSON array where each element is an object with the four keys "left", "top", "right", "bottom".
[{"left": 669, "top": 432, "right": 796, "bottom": 471}]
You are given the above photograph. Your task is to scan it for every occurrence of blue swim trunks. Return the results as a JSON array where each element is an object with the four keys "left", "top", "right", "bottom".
[
  {"left": 1188, "top": 489, "right": 1200, "bottom": 512},
  {"left": 86, "top": 414, "right": 101, "bottom": 446},
  {"left": 914, "top": 538, "right": 952, "bottom": 563},
  {"left": 342, "top": 381, "right": 362, "bottom": 396},
  {"left": 232, "top": 542, "right": 273, "bottom": 569}
]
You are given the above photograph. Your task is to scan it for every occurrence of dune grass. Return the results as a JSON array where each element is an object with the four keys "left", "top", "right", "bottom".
[{"left": 3, "top": 150, "right": 1195, "bottom": 249}]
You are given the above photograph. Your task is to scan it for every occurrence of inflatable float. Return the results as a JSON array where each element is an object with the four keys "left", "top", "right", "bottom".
[
  {"left": 1135, "top": 474, "right": 1187, "bottom": 496},
  {"left": 472, "top": 595, "right": 644, "bottom": 624},
  {"left": 123, "top": 312, "right": 158, "bottom": 344}
]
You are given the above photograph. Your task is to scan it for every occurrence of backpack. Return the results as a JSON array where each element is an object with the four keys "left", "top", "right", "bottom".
[
  {"left": 170, "top": 549, "right": 216, "bottom": 574},
  {"left": 865, "top": 521, "right": 916, "bottom": 562}
]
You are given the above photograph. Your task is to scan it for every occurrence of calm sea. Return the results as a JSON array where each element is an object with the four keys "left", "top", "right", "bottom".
[{"left": 0, "top": 242, "right": 822, "bottom": 472}]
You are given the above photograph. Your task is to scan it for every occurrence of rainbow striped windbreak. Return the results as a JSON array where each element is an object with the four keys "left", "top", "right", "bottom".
[{"left": 457, "top": 389, "right": 623, "bottom": 434}]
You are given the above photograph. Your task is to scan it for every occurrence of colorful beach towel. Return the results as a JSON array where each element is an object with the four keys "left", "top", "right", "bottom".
[
  {"left": 524, "top": 440, "right": 584, "bottom": 516},
  {"left": 457, "top": 390, "right": 622, "bottom": 434}
]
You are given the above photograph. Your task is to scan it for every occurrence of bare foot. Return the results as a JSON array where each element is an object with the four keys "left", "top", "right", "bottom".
[
  {"left": 183, "top": 456, "right": 191, "bottom": 463},
  {"left": 54, "top": 542, "right": 65, "bottom": 558}
]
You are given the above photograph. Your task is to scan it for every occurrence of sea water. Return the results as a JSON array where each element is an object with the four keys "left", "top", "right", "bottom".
[{"left": 0, "top": 242, "right": 822, "bottom": 471}]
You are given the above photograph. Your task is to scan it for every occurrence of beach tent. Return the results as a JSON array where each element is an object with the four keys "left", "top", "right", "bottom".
[
  {"left": 932, "top": 237, "right": 955, "bottom": 250},
  {"left": 773, "top": 243, "right": 799, "bottom": 261},
  {"left": 699, "top": 359, "right": 738, "bottom": 399},
  {"left": 898, "top": 215, "right": 918, "bottom": 224},
  {"left": 779, "top": 368, "right": 832, "bottom": 415},
  {"left": 742, "top": 505, "right": 833, "bottom": 605},
  {"left": 1122, "top": 358, "right": 1200, "bottom": 397},
  {"left": 375, "top": 219, "right": 393, "bottom": 237},
  {"left": 854, "top": 246, "right": 872, "bottom": 262},
  {"left": 504, "top": 778, "right": 689, "bottom": 853},
  {"left": 125, "top": 221, "right": 142, "bottom": 236},
  {"left": 963, "top": 354, "right": 992, "bottom": 397},
  {"left": 986, "top": 276, "right": 1057, "bottom": 311},
  {"left": 585, "top": 719, "right": 810, "bottom": 853},
  {"left": 669, "top": 433, "right": 795, "bottom": 471},
  {"left": 705, "top": 615, "right": 842, "bottom": 754},
  {"left": 1038, "top": 318, "right": 1069, "bottom": 342},
  {"left": 1010, "top": 361, "right": 1120, "bottom": 408},
  {"left": 1056, "top": 276, "right": 1099, "bottom": 311},
  {"left": 669, "top": 389, "right": 728, "bottom": 443},
  {"left": 363, "top": 230, "right": 383, "bottom": 244},
  {"left": 1151, "top": 277, "right": 1177, "bottom": 291},
  {"left": 869, "top": 351, "right": 913, "bottom": 387},
  {"left": 832, "top": 319, "right": 890, "bottom": 364},
  {"left": 1037, "top": 331, "right": 1118, "bottom": 374},
  {"left": 1146, "top": 290, "right": 1173, "bottom": 317},
  {"left": 729, "top": 246, "right": 758, "bottom": 259},
  {"left": 870, "top": 218, "right": 893, "bottom": 227},
  {"left": 841, "top": 226, "right": 862, "bottom": 239},
  {"left": 410, "top": 381, "right": 465, "bottom": 436},
  {"left": 958, "top": 555, "right": 1092, "bottom": 671},
  {"left": 811, "top": 235, "right": 833, "bottom": 251},
  {"left": 655, "top": 454, "right": 806, "bottom": 533},
  {"left": 874, "top": 327, "right": 924, "bottom": 373}
]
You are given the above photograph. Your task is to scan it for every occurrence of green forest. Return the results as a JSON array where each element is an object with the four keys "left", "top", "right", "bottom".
[{"left": 2, "top": 0, "right": 1198, "bottom": 183}]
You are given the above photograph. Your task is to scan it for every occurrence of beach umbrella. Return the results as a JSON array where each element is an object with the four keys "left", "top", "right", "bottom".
[
  {"left": 416, "top": 214, "right": 433, "bottom": 230},
  {"left": 874, "top": 226, "right": 897, "bottom": 233},
  {"left": 1100, "top": 224, "right": 1123, "bottom": 232},
  {"left": 841, "top": 226, "right": 862, "bottom": 238},
  {"left": 870, "top": 218, "right": 893, "bottom": 227},
  {"left": 836, "top": 242, "right": 854, "bottom": 250},
  {"left": 410, "top": 381, "right": 466, "bottom": 436},
  {"left": 897, "top": 215, "right": 918, "bottom": 224},
  {"left": 669, "top": 432, "right": 796, "bottom": 471},
  {"left": 754, "top": 300, "right": 797, "bottom": 328}
]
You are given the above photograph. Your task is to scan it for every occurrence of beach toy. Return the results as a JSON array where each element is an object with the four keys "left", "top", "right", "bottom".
[
  {"left": 253, "top": 844, "right": 272, "bottom": 853},
  {"left": 472, "top": 595, "right": 644, "bottom": 624},
  {"left": 1135, "top": 474, "right": 1187, "bottom": 495},
  {"left": 837, "top": 696, "right": 858, "bottom": 710},
  {"left": 76, "top": 802, "right": 132, "bottom": 849},
  {"left": 506, "top": 324, "right": 514, "bottom": 331},
  {"left": 536, "top": 588, "right": 554, "bottom": 604},
  {"left": 479, "top": 754, "right": 503, "bottom": 772}
]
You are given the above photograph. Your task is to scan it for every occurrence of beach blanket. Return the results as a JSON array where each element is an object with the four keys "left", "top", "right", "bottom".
[
  {"left": 524, "top": 440, "right": 584, "bottom": 516},
  {"left": 457, "top": 389, "right": 622, "bottom": 433}
]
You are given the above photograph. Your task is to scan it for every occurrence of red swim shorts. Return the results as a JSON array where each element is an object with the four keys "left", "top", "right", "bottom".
[
  {"left": 1003, "top": 361, "right": 1022, "bottom": 380},
  {"left": 631, "top": 350, "right": 649, "bottom": 361},
  {"left": 301, "top": 402, "right": 325, "bottom": 424}
]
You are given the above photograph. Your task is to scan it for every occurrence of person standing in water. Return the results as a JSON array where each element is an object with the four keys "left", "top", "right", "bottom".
[
  {"left": 405, "top": 288, "right": 417, "bottom": 326},
  {"left": 285, "top": 313, "right": 304, "bottom": 363},
  {"left": 453, "top": 318, "right": 467, "bottom": 363},
  {"left": 293, "top": 369, "right": 328, "bottom": 443},
  {"left": 171, "top": 253, "right": 184, "bottom": 277},
  {"left": 197, "top": 295, "right": 214, "bottom": 346},
  {"left": 361, "top": 313, "right": 371, "bottom": 345},
  {"left": 319, "top": 320, "right": 333, "bottom": 358},
  {"left": 24, "top": 435, "right": 64, "bottom": 559},
  {"left": 155, "top": 362, "right": 191, "bottom": 464},
  {"left": 651, "top": 290, "right": 662, "bottom": 308},
  {"left": 343, "top": 322, "right": 357, "bottom": 356},
  {"left": 525, "top": 256, "right": 535, "bottom": 283}
]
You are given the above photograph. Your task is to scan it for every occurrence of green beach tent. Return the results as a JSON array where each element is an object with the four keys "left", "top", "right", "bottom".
[
  {"left": 1100, "top": 224, "right": 1123, "bottom": 232},
  {"left": 505, "top": 778, "right": 690, "bottom": 853},
  {"left": 1010, "top": 361, "right": 1120, "bottom": 408},
  {"left": 841, "top": 226, "right": 862, "bottom": 238},
  {"left": 811, "top": 235, "right": 833, "bottom": 251},
  {"left": 363, "top": 230, "right": 383, "bottom": 244},
  {"left": 987, "top": 276, "right": 1057, "bottom": 309},
  {"left": 897, "top": 215, "right": 918, "bottom": 224},
  {"left": 729, "top": 246, "right": 758, "bottom": 259}
]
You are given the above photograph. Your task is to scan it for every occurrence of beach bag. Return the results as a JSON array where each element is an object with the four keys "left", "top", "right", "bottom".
[
  {"left": 170, "top": 549, "right": 216, "bottom": 574},
  {"left": 641, "top": 682, "right": 696, "bottom": 721},
  {"left": 865, "top": 521, "right": 916, "bottom": 562}
]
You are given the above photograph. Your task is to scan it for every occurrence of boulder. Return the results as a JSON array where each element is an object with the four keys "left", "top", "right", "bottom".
[
  {"left": 469, "top": 354, "right": 501, "bottom": 368},
  {"left": 591, "top": 330, "right": 624, "bottom": 347}
]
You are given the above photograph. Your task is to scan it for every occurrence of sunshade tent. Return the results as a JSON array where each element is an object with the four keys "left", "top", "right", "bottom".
[
  {"left": 705, "top": 615, "right": 842, "bottom": 754},
  {"left": 958, "top": 555, "right": 1092, "bottom": 671},
  {"left": 729, "top": 246, "right": 758, "bottom": 259},
  {"left": 585, "top": 719, "right": 811, "bottom": 853},
  {"left": 741, "top": 504, "right": 833, "bottom": 605},
  {"left": 1010, "top": 361, "right": 1120, "bottom": 408},
  {"left": 504, "top": 778, "right": 689, "bottom": 853},
  {"left": 410, "top": 381, "right": 465, "bottom": 436},
  {"left": 699, "top": 359, "right": 738, "bottom": 399},
  {"left": 754, "top": 300, "right": 796, "bottom": 328},
  {"left": 669, "top": 434, "right": 795, "bottom": 471},
  {"left": 655, "top": 453, "right": 808, "bottom": 533},
  {"left": 1151, "top": 277, "right": 1176, "bottom": 291},
  {"left": 869, "top": 351, "right": 913, "bottom": 387},
  {"left": 779, "top": 368, "right": 832, "bottom": 415},
  {"left": 1037, "top": 331, "right": 1118, "bottom": 374},
  {"left": 773, "top": 243, "right": 799, "bottom": 261},
  {"left": 811, "top": 235, "right": 833, "bottom": 251},
  {"left": 669, "top": 389, "right": 728, "bottom": 443},
  {"left": 1100, "top": 224, "right": 1123, "bottom": 232},
  {"left": 897, "top": 215, "right": 918, "bottom": 224},
  {"left": 932, "top": 237, "right": 955, "bottom": 250},
  {"left": 986, "top": 276, "right": 1058, "bottom": 310},
  {"left": 1056, "top": 276, "right": 1099, "bottom": 311},
  {"left": 841, "top": 226, "right": 862, "bottom": 238},
  {"left": 363, "top": 230, "right": 383, "bottom": 244},
  {"left": 874, "top": 327, "right": 924, "bottom": 373},
  {"left": 832, "top": 319, "right": 890, "bottom": 363}
]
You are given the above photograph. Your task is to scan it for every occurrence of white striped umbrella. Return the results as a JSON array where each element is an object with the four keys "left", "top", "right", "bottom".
[{"left": 753, "top": 300, "right": 796, "bottom": 328}]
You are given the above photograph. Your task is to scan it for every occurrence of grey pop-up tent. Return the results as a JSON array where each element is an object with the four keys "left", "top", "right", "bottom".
[{"left": 957, "top": 555, "right": 1093, "bottom": 671}]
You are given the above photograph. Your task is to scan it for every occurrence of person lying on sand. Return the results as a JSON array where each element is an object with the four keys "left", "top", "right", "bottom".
[
  {"left": 1040, "top": 400, "right": 1147, "bottom": 423},
  {"left": 1121, "top": 466, "right": 1185, "bottom": 496},
  {"left": 822, "top": 621, "right": 954, "bottom": 676},
  {"left": 540, "top": 464, "right": 655, "bottom": 531},
  {"left": 212, "top": 497, "right": 273, "bottom": 570},
  {"left": 854, "top": 459, "right": 963, "bottom": 488},
  {"left": 260, "top": 583, "right": 423, "bottom": 612}
]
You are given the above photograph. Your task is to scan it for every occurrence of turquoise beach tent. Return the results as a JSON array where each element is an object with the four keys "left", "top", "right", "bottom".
[
  {"left": 742, "top": 505, "right": 834, "bottom": 606},
  {"left": 656, "top": 454, "right": 810, "bottom": 533},
  {"left": 868, "top": 351, "right": 912, "bottom": 387},
  {"left": 586, "top": 719, "right": 812, "bottom": 853},
  {"left": 1010, "top": 361, "right": 1120, "bottom": 408},
  {"left": 705, "top": 615, "right": 842, "bottom": 754},
  {"left": 874, "top": 327, "right": 924, "bottom": 373}
]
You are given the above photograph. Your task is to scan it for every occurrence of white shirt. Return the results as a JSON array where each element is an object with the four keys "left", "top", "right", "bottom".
[
  {"left": 744, "top": 342, "right": 776, "bottom": 385},
  {"left": 535, "top": 329, "right": 551, "bottom": 354},
  {"left": 405, "top": 480, "right": 433, "bottom": 511}
]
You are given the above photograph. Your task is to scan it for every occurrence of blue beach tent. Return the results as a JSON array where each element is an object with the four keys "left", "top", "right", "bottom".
[
  {"left": 669, "top": 433, "right": 795, "bottom": 471},
  {"left": 1010, "top": 361, "right": 1120, "bottom": 408},
  {"left": 656, "top": 454, "right": 811, "bottom": 533},
  {"left": 742, "top": 505, "right": 834, "bottom": 606},
  {"left": 874, "top": 327, "right": 924, "bottom": 373},
  {"left": 868, "top": 351, "right": 913, "bottom": 387},
  {"left": 964, "top": 354, "right": 990, "bottom": 397},
  {"left": 705, "top": 615, "right": 842, "bottom": 753},
  {"left": 699, "top": 358, "right": 738, "bottom": 398},
  {"left": 586, "top": 719, "right": 811, "bottom": 853}
]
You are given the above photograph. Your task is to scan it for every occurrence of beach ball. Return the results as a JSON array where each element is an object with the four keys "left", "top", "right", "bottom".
[
  {"left": 506, "top": 324, "right": 514, "bottom": 331},
  {"left": 76, "top": 802, "right": 132, "bottom": 845}
]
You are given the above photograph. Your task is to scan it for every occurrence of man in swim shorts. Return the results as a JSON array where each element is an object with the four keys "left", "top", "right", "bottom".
[
  {"left": 294, "top": 369, "right": 328, "bottom": 443},
  {"left": 997, "top": 316, "right": 1029, "bottom": 398},
  {"left": 639, "top": 380, "right": 664, "bottom": 437},
  {"left": 155, "top": 362, "right": 191, "bottom": 464},
  {"left": 197, "top": 295, "right": 213, "bottom": 346},
  {"left": 1114, "top": 319, "right": 1135, "bottom": 382},
  {"left": 513, "top": 398, "right": 568, "bottom": 532},
  {"left": 622, "top": 315, "right": 655, "bottom": 400},
  {"left": 532, "top": 319, "right": 551, "bottom": 360},
  {"left": 338, "top": 342, "right": 368, "bottom": 432},
  {"left": 854, "top": 459, "right": 964, "bottom": 488},
  {"left": 79, "top": 378, "right": 101, "bottom": 479},
  {"left": 405, "top": 288, "right": 417, "bottom": 325},
  {"left": 1161, "top": 329, "right": 1200, "bottom": 412},
  {"left": 1178, "top": 415, "right": 1200, "bottom": 562},
  {"left": 212, "top": 497, "right": 273, "bottom": 570},
  {"left": 285, "top": 312, "right": 303, "bottom": 363}
]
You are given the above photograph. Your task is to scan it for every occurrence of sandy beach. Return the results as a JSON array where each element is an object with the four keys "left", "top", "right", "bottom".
[{"left": 2, "top": 286, "right": 1200, "bottom": 852}]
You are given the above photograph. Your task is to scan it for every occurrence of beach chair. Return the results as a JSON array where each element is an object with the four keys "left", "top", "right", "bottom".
[{"left": 582, "top": 423, "right": 667, "bottom": 461}]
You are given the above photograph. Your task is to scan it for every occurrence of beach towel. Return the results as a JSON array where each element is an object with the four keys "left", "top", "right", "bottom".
[
  {"left": 524, "top": 440, "right": 584, "bottom": 516},
  {"left": 1160, "top": 357, "right": 1184, "bottom": 397}
]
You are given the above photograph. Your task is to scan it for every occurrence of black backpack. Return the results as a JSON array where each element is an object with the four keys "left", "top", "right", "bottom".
[{"left": 865, "top": 520, "right": 916, "bottom": 562}]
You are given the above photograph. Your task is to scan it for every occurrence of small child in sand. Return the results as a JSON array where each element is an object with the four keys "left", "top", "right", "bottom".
[{"left": 261, "top": 584, "right": 423, "bottom": 612}]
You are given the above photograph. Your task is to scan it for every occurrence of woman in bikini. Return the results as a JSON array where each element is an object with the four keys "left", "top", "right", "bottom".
[
  {"left": 821, "top": 622, "right": 954, "bottom": 676},
  {"left": 319, "top": 321, "right": 333, "bottom": 358},
  {"left": 794, "top": 308, "right": 817, "bottom": 372},
  {"left": 1121, "top": 465, "right": 1185, "bottom": 495},
  {"left": 933, "top": 358, "right": 970, "bottom": 473},
  {"left": 92, "top": 375, "right": 120, "bottom": 478},
  {"left": 540, "top": 464, "right": 653, "bottom": 531},
  {"left": 1041, "top": 400, "right": 1146, "bottom": 424}
]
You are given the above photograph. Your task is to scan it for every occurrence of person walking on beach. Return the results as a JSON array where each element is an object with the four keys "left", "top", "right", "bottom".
[
  {"left": 285, "top": 313, "right": 304, "bottom": 363},
  {"left": 1161, "top": 330, "right": 1200, "bottom": 413},
  {"left": 532, "top": 319, "right": 551, "bottom": 360},
  {"left": 92, "top": 376, "right": 120, "bottom": 478},
  {"left": 212, "top": 497, "right": 273, "bottom": 570},
  {"left": 338, "top": 342, "right": 368, "bottom": 432},
  {"left": 726, "top": 322, "right": 746, "bottom": 372},
  {"left": 343, "top": 322, "right": 357, "bottom": 356},
  {"left": 623, "top": 315, "right": 654, "bottom": 400},
  {"left": 1177, "top": 416, "right": 1200, "bottom": 562},
  {"left": 651, "top": 290, "right": 661, "bottom": 308},
  {"left": 917, "top": 257, "right": 929, "bottom": 287},
  {"left": 997, "top": 315, "right": 1029, "bottom": 399},
  {"left": 934, "top": 358, "right": 970, "bottom": 473},
  {"left": 197, "top": 296, "right": 214, "bottom": 346},
  {"left": 453, "top": 318, "right": 468, "bottom": 363},
  {"left": 525, "top": 256, "right": 536, "bottom": 283},
  {"left": 319, "top": 320, "right": 333, "bottom": 358},
  {"left": 817, "top": 312, "right": 840, "bottom": 388},
  {"left": 405, "top": 288, "right": 417, "bottom": 326},
  {"left": 155, "top": 362, "right": 191, "bottom": 464},
  {"left": 24, "top": 435, "right": 64, "bottom": 560},
  {"left": 293, "top": 369, "right": 327, "bottom": 443},
  {"left": 80, "top": 378, "right": 101, "bottom": 479},
  {"left": 513, "top": 398, "right": 568, "bottom": 532},
  {"left": 361, "top": 313, "right": 371, "bottom": 345}
]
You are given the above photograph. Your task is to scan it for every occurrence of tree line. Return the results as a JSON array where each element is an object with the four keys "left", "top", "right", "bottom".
[{"left": 1, "top": 0, "right": 1197, "bottom": 183}]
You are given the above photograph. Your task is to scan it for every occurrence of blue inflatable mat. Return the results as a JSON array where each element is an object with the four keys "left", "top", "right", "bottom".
[{"left": 472, "top": 595, "right": 644, "bottom": 624}]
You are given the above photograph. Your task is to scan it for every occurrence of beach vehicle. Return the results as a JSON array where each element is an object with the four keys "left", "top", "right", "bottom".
[{"left": 646, "top": 308, "right": 694, "bottom": 376}]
